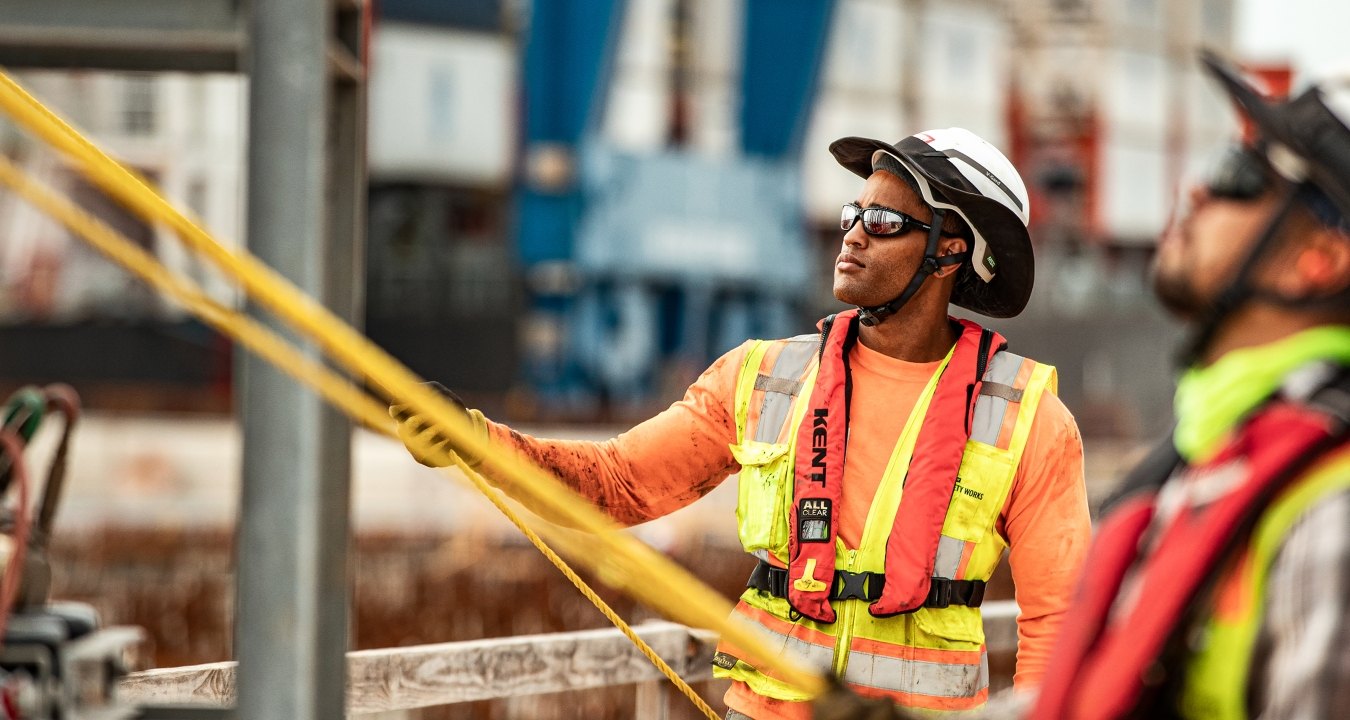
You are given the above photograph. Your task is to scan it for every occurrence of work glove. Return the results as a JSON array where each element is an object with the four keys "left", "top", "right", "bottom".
[
  {"left": 812, "top": 678, "right": 915, "bottom": 720},
  {"left": 388, "top": 381, "right": 487, "bottom": 468}
]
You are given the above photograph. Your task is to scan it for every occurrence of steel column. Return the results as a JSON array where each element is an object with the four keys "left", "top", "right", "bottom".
[{"left": 235, "top": 1, "right": 355, "bottom": 719}]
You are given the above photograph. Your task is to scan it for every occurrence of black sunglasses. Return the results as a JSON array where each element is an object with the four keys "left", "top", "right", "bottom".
[
  {"left": 840, "top": 203, "right": 936, "bottom": 237},
  {"left": 1205, "top": 145, "right": 1274, "bottom": 201}
]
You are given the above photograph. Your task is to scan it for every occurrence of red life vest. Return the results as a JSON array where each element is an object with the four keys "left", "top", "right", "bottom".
[
  {"left": 1033, "top": 374, "right": 1350, "bottom": 719},
  {"left": 787, "top": 309, "right": 1003, "bottom": 622}
]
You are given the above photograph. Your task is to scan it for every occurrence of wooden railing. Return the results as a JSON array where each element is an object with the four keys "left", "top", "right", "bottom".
[{"left": 119, "top": 601, "right": 1019, "bottom": 717}]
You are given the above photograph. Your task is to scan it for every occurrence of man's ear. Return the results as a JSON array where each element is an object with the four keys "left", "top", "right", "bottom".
[
  {"left": 933, "top": 237, "right": 969, "bottom": 279},
  {"left": 1290, "top": 228, "right": 1350, "bottom": 297}
]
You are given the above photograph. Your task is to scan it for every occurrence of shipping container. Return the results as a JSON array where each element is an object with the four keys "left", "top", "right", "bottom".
[{"left": 368, "top": 23, "right": 517, "bottom": 186}]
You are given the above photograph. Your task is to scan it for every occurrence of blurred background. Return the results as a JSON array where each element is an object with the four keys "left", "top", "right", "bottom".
[{"left": 0, "top": 0, "right": 1344, "bottom": 717}]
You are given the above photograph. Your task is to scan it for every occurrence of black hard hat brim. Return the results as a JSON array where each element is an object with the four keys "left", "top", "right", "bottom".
[
  {"left": 1201, "top": 49, "right": 1350, "bottom": 220},
  {"left": 829, "top": 135, "right": 1034, "bottom": 318},
  {"left": 1200, "top": 49, "right": 1288, "bottom": 144}
]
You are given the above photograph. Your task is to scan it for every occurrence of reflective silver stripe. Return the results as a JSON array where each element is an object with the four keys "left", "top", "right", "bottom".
[
  {"left": 933, "top": 534, "right": 966, "bottom": 579},
  {"left": 756, "top": 396, "right": 792, "bottom": 443},
  {"left": 843, "top": 647, "right": 989, "bottom": 697},
  {"left": 736, "top": 604, "right": 835, "bottom": 673},
  {"left": 980, "top": 650, "right": 990, "bottom": 691},
  {"left": 969, "top": 351, "right": 1025, "bottom": 446},
  {"left": 780, "top": 634, "right": 836, "bottom": 673},
  {"left": 754, "top": 374, "right": 802, "bottom": 396},
  {"left": 746, "top": 619, "right": 834, "bottom": 673},
  {"left": 754, "top": 338, "right": 817, "bottom": 443}
]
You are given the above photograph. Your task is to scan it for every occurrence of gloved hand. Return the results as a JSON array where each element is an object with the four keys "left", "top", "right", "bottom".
[
  {"left": 812, "top": 678, "right": 915, "bottom": 720},
  {"left": 388, "top": 381, "right": 486, "bottom": 468}
]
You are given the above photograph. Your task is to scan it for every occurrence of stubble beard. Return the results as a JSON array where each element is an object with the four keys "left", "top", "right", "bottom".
[
  {"left": 1150, "top": 219, "right": 1209, "bottom": 320},
  {"left": 1149, "top": 251, "right": 1211, "bottom": 321},
  {"left": 833, "top": 271, "right": 872, "bottom": 307},
  {"left": 835, "top": 276, "right": 900, "bottom": 310}
]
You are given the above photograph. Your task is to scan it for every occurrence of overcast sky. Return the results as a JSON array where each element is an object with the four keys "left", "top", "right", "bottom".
[{"left": 1236, "top": 0, "right": 1350, "bottom": 81}]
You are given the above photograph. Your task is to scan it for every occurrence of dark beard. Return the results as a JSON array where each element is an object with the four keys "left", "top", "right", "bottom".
[{"left": 1151, "top": 267, "right": 1208, "bottom": 320}]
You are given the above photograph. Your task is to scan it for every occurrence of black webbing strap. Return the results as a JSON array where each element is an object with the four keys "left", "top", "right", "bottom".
[{"left": 746, "top": 559, "right": 986, "bottom": 608}]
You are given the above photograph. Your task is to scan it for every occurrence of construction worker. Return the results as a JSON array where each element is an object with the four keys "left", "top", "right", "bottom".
[
  {"left": 394, "top": 128, "right": 1091, "bottom": 717},
  {"left": 1025, "top": 51, "right": 1350, "bottom": 720}
]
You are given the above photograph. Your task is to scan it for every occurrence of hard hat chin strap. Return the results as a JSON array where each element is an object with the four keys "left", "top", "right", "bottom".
[
  {"left": 1180, "top": 184, "right": 1302, "bottom": 366},
  {"left": 857, "top": 208, "right": 969, "bottom": 327}
]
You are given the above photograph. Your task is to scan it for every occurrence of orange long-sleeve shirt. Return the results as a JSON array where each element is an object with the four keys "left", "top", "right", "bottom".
[{"left": 484, "top": 338, "right": 1090, "bottom": 715}]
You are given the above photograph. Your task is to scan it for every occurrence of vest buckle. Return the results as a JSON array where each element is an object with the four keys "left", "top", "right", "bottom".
[
  {"left": 834, "top": 569, "right": 879, "bottom": 602},
  {"left": 926, "top": 580, "right": 953, "bottom": 608}
]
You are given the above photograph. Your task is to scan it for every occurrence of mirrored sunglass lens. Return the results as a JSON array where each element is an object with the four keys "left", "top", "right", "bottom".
[
  {"left": 862, "top": 209, "right": 905, "bottom": 235},
  {"left": 841, "top": 205, "right": 859, "bottom": 231},
  {"left": 1207, "top": 147, "right": 1269, "bottom": 200}
]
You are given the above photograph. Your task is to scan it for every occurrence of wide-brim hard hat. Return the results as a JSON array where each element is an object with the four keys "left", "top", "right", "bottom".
[
  {"left": 1201, "top": 49, "right": 1350, "bottom": 220},
  {"left": 829, "top": 128, "right": 1034, "bottom": 319}
]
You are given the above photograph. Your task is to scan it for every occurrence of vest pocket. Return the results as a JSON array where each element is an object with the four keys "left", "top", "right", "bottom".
[
  {"left": 943, "top": 440, "right": 1015, "bottom": 544},
  {"left": 914, "top": 604, "right": 987, "bottom": 645},
  {"left": 730, "top": 440, "right": 791, "bottom": 553}
]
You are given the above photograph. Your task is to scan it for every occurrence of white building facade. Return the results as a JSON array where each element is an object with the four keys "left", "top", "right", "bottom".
[{"left": 0, "top": 71, "right": 246, "bottom": 322}]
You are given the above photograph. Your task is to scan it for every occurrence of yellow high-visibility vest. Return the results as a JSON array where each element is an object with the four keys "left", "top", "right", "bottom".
[{"left": 711, "top": 334, "right": 1056, "bottom": 712}]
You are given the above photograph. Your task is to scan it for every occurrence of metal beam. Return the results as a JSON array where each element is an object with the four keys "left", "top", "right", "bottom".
[
  {"left": 0, "top": 0, "right": 240, "bottom": 29},
  {"left": 0, "top": 0, "right": 245, "bottom": 72},
  {"left": 235, "top": 1, "right": 358, "bottom": 719},
  {"left": 0, "top": 29, "right": 243, "bottom": 73}
]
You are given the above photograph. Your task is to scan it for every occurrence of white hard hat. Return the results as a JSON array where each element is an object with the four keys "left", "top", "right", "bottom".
[{"left": 830, "top": 128, "right": 1034, "bottom": 318}]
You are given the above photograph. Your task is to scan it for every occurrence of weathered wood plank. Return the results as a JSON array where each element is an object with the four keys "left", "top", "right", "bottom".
[
  {"left": 119, "top": 661, "right": 236, "bottom": 708},
  {"left": 344, "top": 621, "right": 705, "bottom": 713},
  {"left": 981, "top": 600, "right": 1019, "bottom": 655},
  {"left": 634, "top": 680, "right": 671, "bottom": 720},
  {"left": 119, "top": 621, "right": 714, "bottom": 714},
  {"left": 119, "top": 603, "right": 1018, "bottom": 714}
]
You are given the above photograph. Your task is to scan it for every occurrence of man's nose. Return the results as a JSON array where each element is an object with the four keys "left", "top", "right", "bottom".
[
  {"left": 843, "top": 221, "right": 868, "bottom": 248},
  {"left": 1188, "top": 183, "right": 1212, "bottom": 210},
  {"left": 1167, "top": 183, "right": 1209, "bottom": 229}
]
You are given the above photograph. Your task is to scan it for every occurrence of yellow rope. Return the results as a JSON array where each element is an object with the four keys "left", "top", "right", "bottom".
[
  {"left": 0, "top": 154, "right": 723, "bottom": 718},
  {"left": 0, "top": 69, "right": 827, "bottom": 700}
]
